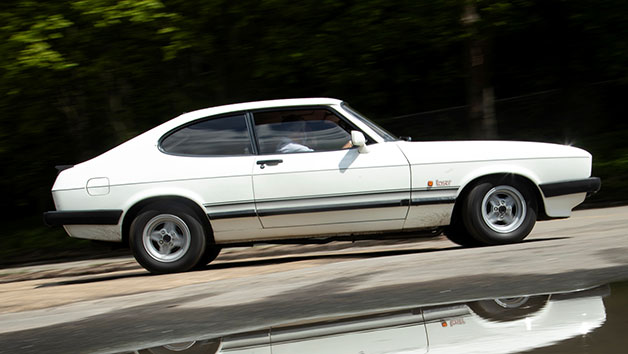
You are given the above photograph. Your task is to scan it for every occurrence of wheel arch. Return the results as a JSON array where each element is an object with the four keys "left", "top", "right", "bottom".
[
  {"left": 121, "top": 195, "right": 214, "bottom": 247},
  {"left": 451, "top": 172, "right": 547, "bottom": 226}
]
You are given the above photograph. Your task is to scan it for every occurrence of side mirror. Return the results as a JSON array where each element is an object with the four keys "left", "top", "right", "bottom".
[{"left": 351, "top": 131, "right": 369, "bottom": 153}]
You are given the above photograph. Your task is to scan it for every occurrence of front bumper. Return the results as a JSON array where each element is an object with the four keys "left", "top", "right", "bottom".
[{"left": 539, "top": 177, "right": 601, "bottom": 198}]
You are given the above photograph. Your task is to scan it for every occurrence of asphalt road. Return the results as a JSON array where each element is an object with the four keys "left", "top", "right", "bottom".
[{"left": 1, "top": 206, "right": 628, "bottom": 353}]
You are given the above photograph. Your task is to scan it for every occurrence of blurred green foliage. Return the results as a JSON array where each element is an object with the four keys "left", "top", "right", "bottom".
[{"left": 1, "top": 0, "right": 627, "bottom": 259}]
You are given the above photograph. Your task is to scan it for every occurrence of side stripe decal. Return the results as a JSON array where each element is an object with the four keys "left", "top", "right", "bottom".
[
  {"left": 203, "top": 187, "right": 460, "bottom": 208},
  {"left": 411, "top": 197, "right": 456, "bottom": 206},
  {"left": 257, "top": 200, "right": 407, "bottom": 217},
  {"left": 208, "top": 210, "right": 257, "bottom": 220},
  {"left": 207, "top": 197, "right": 457, "bottom": 220}
]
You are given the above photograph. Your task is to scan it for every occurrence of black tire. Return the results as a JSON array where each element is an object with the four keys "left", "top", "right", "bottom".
[
  {"left": 462, "top": 179, "right": 537, "bottom": 245},
  {"left": 194, "top": 245, "right": 222, "bottom": 269},
  {"left": 139, "top": 339, "right": 221, "bottom": 354},
  {"left": 469, "top": 295, "right": 549, "bottom": 322},
  {"left": 443, "top": 223, "right": 481, "bottom": 247},
  {"left": 130, "top": 204, "right": 207, "bottom": 274}
]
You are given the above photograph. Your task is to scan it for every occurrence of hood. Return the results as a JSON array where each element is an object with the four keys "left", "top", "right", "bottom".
[{"left": 396, "top": 140, "right": 591, "bottom": 165}]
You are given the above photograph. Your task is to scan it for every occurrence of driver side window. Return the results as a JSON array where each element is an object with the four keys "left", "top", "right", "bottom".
[{"left": 253, "top": 109, "right": 353, "bottom": 154}]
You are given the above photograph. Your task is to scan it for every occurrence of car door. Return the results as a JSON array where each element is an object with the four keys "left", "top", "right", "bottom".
[
  {"left": 158, "top": 113, "right": 261, "bottom": 241},
  {"left": 251, "top": 107, "right": 410, "bottom": 232},
  {"left": 270, "top": 311, "right": 428, "bottom": 354}
]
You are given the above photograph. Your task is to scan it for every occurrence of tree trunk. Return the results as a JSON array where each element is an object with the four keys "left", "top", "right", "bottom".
[{"left": 462, "top": 1, "right": 497, "bottom": 139}]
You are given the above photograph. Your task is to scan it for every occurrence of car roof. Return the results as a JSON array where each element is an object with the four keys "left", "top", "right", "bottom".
[{"left": 178, "top": 97, "right": 344, "bottom": 122}]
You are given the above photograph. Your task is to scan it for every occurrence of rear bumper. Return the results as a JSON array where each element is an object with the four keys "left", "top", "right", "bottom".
[
  {"left": 43, "top": 210, "right": 123, "bottom": 226},
  {"left": 539, "top": 177, "right": 601, "bottom": 198}
]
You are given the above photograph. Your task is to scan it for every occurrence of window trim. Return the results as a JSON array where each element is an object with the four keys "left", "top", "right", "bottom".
[
  {"left": 158, "top": 111, "right": 255, "bottom": 157},
  {"left": 340, "top": 102, "right": 397, "bottom": 142},
  {"left": 244, "top": 111, "right": 259, "bottom": 155},
  {"left": 248, "top": 105, "right": 376, "bottom": 156},
  {"left": 157, "top": 105, "right": 379, "bottom": 157}
]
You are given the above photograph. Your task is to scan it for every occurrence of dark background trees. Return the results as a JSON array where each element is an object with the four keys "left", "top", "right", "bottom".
[{"left": 1, "top": 0, "right": 626, "bottom": 261}]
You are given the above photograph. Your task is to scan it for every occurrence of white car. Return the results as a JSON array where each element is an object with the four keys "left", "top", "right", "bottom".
[{"left": 44, "top": 98, "right": 600, "bottom": 273}]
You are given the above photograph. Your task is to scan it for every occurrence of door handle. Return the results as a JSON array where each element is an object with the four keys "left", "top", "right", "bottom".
[{"left": 256, "top": 159, "right": 283, "bottom": 169}]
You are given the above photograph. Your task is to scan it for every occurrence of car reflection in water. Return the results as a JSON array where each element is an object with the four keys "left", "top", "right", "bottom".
[{"left": 120, "top": 285, "right": 608, "bottom": 354}]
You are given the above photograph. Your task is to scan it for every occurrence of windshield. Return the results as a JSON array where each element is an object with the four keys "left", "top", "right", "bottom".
[{"left": 341, "top": 102, "right": 397, "bottom": 142}]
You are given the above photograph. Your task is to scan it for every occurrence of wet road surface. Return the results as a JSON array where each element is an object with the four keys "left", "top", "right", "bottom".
[
  {"left": 112, "top": 281, "right": 628, "bottom": 354},
  {"left": 0, "top": 206, "right": 627, "bottom": 353}
]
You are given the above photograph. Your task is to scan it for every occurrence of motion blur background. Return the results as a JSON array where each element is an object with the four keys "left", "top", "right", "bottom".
[{"left": 1, "top": 0, "right": 627, "bottom": 263}]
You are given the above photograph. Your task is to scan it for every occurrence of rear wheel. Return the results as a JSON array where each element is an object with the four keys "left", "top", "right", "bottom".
[
  {"left": 462, "top": 179, "right": 537, "bottom": 245},
  {"left": 130, "top": 204, "right": 207, "bottom": 273},
  {"left": 194, "top": 245, "right": 222, "bottom": 269}
]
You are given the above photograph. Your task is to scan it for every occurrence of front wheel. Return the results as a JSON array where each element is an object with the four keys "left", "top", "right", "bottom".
[
  {"left": 443, "top": 222, "right": 481, "bottom": 247},
  {"left": 469, "top": 295, "right": 549, "bottom": 322},
  {"left": 130, "top": 204, "right": 207, "bottom": 274},
  {"left": 462, "top": 180, "right": 537, "bottom": 245}
]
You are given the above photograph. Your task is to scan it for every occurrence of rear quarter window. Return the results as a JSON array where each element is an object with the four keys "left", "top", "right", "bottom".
[{"left": 160, "top": 114, "right": 252, "bottom": 156}]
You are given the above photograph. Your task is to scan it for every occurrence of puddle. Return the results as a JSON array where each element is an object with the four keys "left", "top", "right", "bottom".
[{"left": 114, "top": 281, "right": 628, "bottom": 354}]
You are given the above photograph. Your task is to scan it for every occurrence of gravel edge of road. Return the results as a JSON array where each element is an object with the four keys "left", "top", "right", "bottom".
[{"left": 0, "top": 237, "right": 443, "bottom": 283}]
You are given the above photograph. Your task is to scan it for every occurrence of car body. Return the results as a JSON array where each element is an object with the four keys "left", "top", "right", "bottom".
[{"left": 44, "top": 98, "right": 601, "bottom": 273}]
